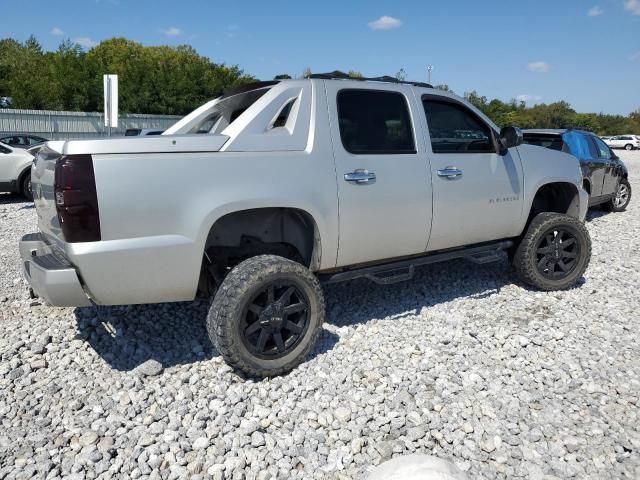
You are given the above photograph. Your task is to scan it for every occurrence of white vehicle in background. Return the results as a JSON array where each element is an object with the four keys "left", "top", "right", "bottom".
[
  {"left": 0, "top": 141, "right": 34, "bottom": 200},
  {"left": 604, "top": 135, "right": 640, "bottom": 150}
]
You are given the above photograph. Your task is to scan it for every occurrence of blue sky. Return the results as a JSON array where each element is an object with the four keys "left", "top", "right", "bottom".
[{"left": 3, "top": 0, "right": 640, "bottom": 115}]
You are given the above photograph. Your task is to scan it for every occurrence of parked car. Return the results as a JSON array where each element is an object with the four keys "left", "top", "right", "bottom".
[
  {"left": 124, "top": 128, "right": 164, "bottom": 136},
  {"left": 0, "top": 141, "right": 34, "bottom": 200},
  {"left": 22, "top": 75, "right": 591, "bottom": 377},
  {"left": 522, "top": 129, "right": 631, "bottom": 212},
  {"left": 604, "top": 135, "right": 640, "bottom": 150},
  {"left": 0, "top": 133, "right": 48, "bottom": 149}
]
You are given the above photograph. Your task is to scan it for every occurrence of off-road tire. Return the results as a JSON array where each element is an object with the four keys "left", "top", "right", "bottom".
[
  {"left": 207, "top": 255, "right": 325, "bottom": 377},
  {"left": 603, "top": 178, "right": 631, "bottom": 212},
  {"left": 513, "top": 212, "right": 591, "bottom": 291},
  {"left": 21, "top": 174, "right": 33, "bottom": 201}
]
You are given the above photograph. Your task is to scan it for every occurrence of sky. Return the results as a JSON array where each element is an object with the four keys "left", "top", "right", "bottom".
[{"left": 2, "top": 0, "right": 640, "bottom": 115}]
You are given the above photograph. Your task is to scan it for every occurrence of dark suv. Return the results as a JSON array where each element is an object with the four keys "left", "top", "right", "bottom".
[{"left": 523, "top": 129, "right": 631, "bottom": 212}]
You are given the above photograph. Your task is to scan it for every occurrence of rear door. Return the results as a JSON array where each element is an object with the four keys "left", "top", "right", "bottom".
[
  {"left": 325, "top": 82, "right": 432, "bottom": 267},
  {"left": 420, "top": 95, "right": 524, "bottom": 251},
  {"left": 591, "top": 135, "right": 619, "bottom": 196}
]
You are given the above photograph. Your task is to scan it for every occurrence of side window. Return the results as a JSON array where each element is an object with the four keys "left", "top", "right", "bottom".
[
  {"left": 337, "top": 89, "right": 415, "bottom": 154},
  {"left": 591, "top": 136, "right": 611, "bottom": 159},
  {"left": 422, "top": 99, "right": 495, "bottom": 153},
  {"left": 563, "top": 132, "right": 596, "bottom": 160}
]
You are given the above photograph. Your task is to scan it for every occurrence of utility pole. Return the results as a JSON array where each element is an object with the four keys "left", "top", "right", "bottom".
[{"left": 427, "top": 65, "right": 433, "bottom": 84}]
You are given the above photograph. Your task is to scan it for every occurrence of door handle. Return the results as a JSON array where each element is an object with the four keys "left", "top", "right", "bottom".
[
  {"left": 437, "top": 166, "right": 463, "bottom": 179},
  {"left": 344, "top": 170, "right": 376, "bottom": 184}
]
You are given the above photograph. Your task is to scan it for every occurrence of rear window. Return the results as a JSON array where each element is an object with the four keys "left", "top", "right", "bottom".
[
  {"left": 522, "top": 134, "right": 564, "bottom": 151},
  {"left": 337, "top": 89, "right": 415, "bottom": 154}
]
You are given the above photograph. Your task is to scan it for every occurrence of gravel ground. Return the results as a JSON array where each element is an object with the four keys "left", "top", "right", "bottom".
[{"left": 1, "top": 151, "right": 639, "bottom": 480}]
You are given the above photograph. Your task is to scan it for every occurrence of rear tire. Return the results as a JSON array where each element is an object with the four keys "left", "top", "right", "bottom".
[
  {"left": 513, "top": 213, "right": 591, "bottom": 291},
  {"left": 207, "top": 255, "right": 325, "bottom": 377},
  {"left": 21, "top": 174, "right": 33, "bottom": 201},
  {"left": 624, "top": 144, "right": 633, "bottom": 151},
  {"left": 603, "top": 178, "right": 631, "bottom": 212}
]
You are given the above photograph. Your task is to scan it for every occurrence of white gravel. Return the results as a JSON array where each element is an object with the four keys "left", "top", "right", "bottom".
[{"left": 1, "top": 151, "right": 639, "bottom": 479}]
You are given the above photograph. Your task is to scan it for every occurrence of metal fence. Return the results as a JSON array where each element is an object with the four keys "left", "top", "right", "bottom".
[{"left": 0, "top": 109, "right": 181, "bottom": 140}]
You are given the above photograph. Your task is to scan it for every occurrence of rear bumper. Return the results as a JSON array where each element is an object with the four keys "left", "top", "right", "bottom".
[{"left": 19, "top": 233, "right": 92, "bottom": 307}]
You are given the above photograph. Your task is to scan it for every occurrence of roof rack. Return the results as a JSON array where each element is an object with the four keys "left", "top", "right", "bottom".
[{"left": 309, "top": 70, "right": 433, "bottom": 88}]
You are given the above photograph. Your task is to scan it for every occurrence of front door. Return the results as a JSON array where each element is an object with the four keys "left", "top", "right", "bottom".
[
  {"left": 564, "top": 131, "right": 605, "bottom": 198},
  {"left": 420, "top": 96, "right": 524, "bottom": 251},
  {"left": 325, "top": 83, "right": 433, "bottom": 267}
]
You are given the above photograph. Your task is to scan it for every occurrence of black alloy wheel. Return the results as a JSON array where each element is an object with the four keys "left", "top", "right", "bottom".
[
  {"left": 513, "top": 212, "right": 591, "bottom": 291},
  {"left": 207, "top": 255, "right": 325, "bottom": 377},
  {"left": 534, "top": 228, "right": 580, "bottom": 280},
  {"left": 240, "top": 282, "right": 310, "bottom": 359}
]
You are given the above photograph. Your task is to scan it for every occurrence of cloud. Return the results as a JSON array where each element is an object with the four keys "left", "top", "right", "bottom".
[
  {"left": 51, "top": 27, "right": 64, "bottom": 36},
  {"left": 161, "top": 27, "right": 181, "bottom": 38},
  {"left": 587, "top": 5, "right": 603, "bottom": 16},
  {"left": 629, "top": 51, "right": 640, "bottom": 61},
  {"left": 74, "top": 37, "right": 98, "bottom": 49},
  {"left": 527, "top": 61, "right": 551, "bottom": 73},
  {"left": 368, "top": 16, "right": 402, "bottom": 30},
  {"left": 624, "top": 0, "right": 640, "bottom": 15},
  {"left": 516, "top": 94, "right": 543, "bottom": 103}
]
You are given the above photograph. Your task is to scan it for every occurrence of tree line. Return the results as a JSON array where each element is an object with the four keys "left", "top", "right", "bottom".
[
  {"left": 1, "top": 36, "right": 638, "bottom": 134},
  {"left": 0, "top": 36, "right": 253, "bottom": 115}
]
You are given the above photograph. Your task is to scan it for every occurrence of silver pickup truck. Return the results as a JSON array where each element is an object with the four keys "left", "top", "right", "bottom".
[{"left": 21, "top": 74, "right": 591, "bottom": 376}]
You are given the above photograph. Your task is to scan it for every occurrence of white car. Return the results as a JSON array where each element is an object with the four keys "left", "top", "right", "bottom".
[
  {"left": 0, "top": 141, "right": 34, "bottom": 200},
  {"left": 604, "top": 135, "right": 640, "bottom": 150}
]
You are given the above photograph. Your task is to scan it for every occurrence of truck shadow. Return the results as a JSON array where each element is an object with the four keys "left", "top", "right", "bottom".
[
  {"left": 323, "top": 255, "right": 587, "bottom": 328},
  {"left": 73, "top": 299, "right": 340, "bottom": 373},
  {"left": 74, "top": 254, "right": 586, "bottom": 374}
]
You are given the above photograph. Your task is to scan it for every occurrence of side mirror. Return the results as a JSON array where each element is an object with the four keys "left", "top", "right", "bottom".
[{"left": 499, "top": 126, "right": 523, "bottom": 152}]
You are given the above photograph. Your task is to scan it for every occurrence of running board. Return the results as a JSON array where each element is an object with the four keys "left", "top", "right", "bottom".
[{"left": 320, "top": 240, "right": 513, "bottom": 285}]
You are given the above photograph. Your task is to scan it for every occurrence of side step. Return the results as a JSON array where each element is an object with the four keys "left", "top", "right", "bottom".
[{"left": 320, "top": 240, "right": 513, "bottom": 285}]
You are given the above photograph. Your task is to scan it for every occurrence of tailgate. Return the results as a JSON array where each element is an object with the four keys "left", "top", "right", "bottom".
[{"left": 32, "top": 142, "right": 65, "bottom": 246}]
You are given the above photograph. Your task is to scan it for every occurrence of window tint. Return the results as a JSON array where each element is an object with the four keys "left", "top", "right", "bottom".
[
  {"left": 422, "top": 100, "right": 494, "bottom": 153},
  {"left": 2, "top": 136, "right": 22, "bottom": 146},
  {"left": 522, "top": 134, "right": 564, "bottom": 151},
  {"left": 591, "top": 136, "right": 611, "bottom": 159},
  {"left": 562, "top": 132, "right": 596, "bottom": 160},
  {"left": 337, "top": 90, "right": 415, "bottom": 154}
]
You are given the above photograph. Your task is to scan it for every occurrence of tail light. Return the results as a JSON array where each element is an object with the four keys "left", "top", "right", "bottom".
[{"left": 54, "top": 154, "right": 101, "bottom": 242}]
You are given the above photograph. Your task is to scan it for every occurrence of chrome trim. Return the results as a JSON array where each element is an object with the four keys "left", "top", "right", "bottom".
[
  {"left": 437, "top": 166, "right": 463, "bottom": 179},
  {"left": 344, "top": 170, "right": 376, "bottom": 184}
]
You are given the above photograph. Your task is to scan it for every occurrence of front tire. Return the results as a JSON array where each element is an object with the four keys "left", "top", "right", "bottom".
[
  {"left": 604, "top": 178, "right": 631, "bottom": 212},
  {"left": 207, "top": 255, "right": 325, "bottom": 377},
  {"left": 513, "top": 213, "right": 591, "bottom": 291},
  {"left": 21, "top": 174, "right": 33, "bottom": 201}
]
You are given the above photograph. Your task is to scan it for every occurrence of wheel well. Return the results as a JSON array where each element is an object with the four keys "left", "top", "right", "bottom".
[
  {"left": 199, "top": 208, "right": 320, "bottom": 295},
  {"left": 17, "top": 168, "right": 30, "bottom": 193},
  {"left": 529, "top": 182, "right": 581, "bottom": 223}
]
